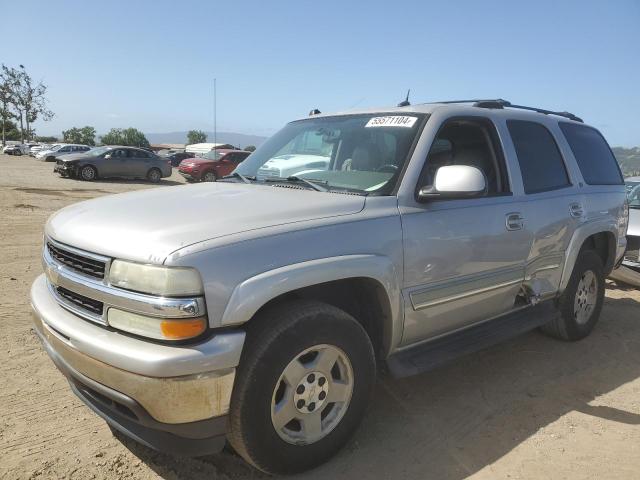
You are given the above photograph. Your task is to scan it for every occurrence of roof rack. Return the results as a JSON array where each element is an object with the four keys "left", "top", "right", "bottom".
[{"left": 431, "top": 99, "right": 583, "bottom": 123}]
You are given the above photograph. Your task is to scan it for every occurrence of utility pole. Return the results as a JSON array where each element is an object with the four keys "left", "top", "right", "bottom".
[{"left": 213, "top": 78, "right": 217, "bottom": 150}]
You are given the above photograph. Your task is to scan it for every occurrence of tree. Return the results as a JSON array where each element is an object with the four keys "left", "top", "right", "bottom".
[
  {"left": 62, "top": 126, "right": 96, "bottom": 145},
  {"left": 1, "top": 65, "right": 23, "bottom": 143},
  {"left": 244, "top": 145, "right": 256, "bottom": 152},
  {"left": 187, "top": 129, "right": 207, "bottom": 144},
  {"left": 100, "top": 127, "right": 150, "bottom": 148},
  {"left": 35, "top": 135, "right": 58, "bottom": 143},
  {"left": 0, "top": 119, "right": 21, "bottom": 141},
  {"left": 1, "top": 64, "right": 53, "bottom": 143}
]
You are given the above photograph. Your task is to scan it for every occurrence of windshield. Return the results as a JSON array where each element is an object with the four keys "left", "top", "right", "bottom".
[
  {"left": 235, "top": 113, "right": 426, "bottom": 194},
  {"left": 50, "top": 144, "right": 63, "bottom": 151},
  {"left": 627, "top": 182, "right": 640, "bottom": 208}
]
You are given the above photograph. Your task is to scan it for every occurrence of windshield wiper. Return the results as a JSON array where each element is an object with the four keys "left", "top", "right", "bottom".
[
  {"left": 264, "top": 175, "right": 328, "bottom": 192},
  {"left": 220, "top": 172, "right": 255, "bottom": 184}
]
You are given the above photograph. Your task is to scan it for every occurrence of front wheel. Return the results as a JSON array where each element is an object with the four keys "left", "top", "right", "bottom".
[
  {"left": 79, "top": 165, "right": 97, "bottom": 181},
  {"left": 202, "top": 171, "right": 217, "bottom": 182},
  {"left": 541, "top": 249, "right": 605, "bottom": 341},
  {"left": 228, "top": 300, "right": 375, "bottom": 474}
]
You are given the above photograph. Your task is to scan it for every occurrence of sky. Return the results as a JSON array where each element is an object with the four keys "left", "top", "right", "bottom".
[{"left": 2, "top": 0, "right": 639, "bottom": 146}]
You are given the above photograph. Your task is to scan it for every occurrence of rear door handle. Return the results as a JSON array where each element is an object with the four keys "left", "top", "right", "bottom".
[
  {"left": 506, "top": 212, "right": 524, "bottom": 231},
  {"left": 569, "top": 202, "right": 584, "bottom": 218}
]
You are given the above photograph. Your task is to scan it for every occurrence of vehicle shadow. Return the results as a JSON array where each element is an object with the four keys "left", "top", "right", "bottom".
[
  {"left": 115, "top": 295, "right": 640, "bottom": 479},
  {"left": 91, "top": 178, "right": 185, "bottom": 187}
]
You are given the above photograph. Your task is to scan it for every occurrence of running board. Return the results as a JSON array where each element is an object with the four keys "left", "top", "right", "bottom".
[{"left": 386, "top": 300, "right": 558, "bottom": 378}]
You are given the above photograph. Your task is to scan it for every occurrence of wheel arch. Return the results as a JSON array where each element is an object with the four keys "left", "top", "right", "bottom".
[
  {"left": 560, "top": 221, "right": 618, "bottom": 293},
  {"left": 220, "top": 255, "right": 402, "bottom": 359}
]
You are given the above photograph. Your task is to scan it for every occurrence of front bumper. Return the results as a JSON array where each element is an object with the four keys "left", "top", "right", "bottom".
[
  {"left": 31, "top": 274, "right": 245, "bottom": 455},
  {"left": 179, "top": 170, "right": 199, "bottom": 181}
]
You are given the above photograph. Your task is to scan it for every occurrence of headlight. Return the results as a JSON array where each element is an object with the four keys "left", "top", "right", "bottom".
[
  {"left": 109, "top": 260, "right": 203, "bottom": 296},
  {"left": 108, "top": 308, "right": 207, "bottom": 340}
]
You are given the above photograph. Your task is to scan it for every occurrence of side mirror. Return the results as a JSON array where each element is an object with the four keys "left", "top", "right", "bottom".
[
  {"left": 104, "top": 153, "right": 112, "bottom": 159},
  {"left": 418, "top": 165, "right": 486, "bottom": 201}
]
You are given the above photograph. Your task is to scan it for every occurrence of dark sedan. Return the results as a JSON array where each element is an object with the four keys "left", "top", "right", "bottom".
[{"left": 54, "top": 146, "right": 173, "bottom": 182}]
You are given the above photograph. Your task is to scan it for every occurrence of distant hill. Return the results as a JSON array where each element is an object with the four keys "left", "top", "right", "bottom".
[
  {"left": 144, "top": 131, "right": 268, "bottom": 148},
  {"left": 613, "top": 147, "right": 640, "bottom": 177}
]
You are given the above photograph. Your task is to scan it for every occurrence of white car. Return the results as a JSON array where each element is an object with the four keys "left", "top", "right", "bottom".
[
  {"left": 257, "top": 154, "right": 330, "bottom": 179},
  {"left": 3, "top": 143, "right": 36, "bottom": 155},
  {"left": 37, "top": 144, "right": 91, "bottom": 162},
  {"left": 30, "top": 144, "right": 52, "bottom": 156}
]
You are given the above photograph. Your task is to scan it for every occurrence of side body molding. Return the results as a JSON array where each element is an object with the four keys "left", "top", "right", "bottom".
[
  {"left": 220, "top": 254, "right": 403, "bottom": 352},
  {"left": 559, "top": 218, "right": 620, "bottom": 293}
]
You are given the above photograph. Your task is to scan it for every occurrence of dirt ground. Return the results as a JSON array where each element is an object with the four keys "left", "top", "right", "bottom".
[{"left": 1, "top": 153, "right": 639, "bottom": 480}]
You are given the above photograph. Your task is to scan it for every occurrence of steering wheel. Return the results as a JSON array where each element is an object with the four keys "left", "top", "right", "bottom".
[{"left": 376, "top": 164, "right": 398, "bottom": 173}]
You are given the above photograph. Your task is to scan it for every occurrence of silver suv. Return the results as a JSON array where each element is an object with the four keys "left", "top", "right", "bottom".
[{"left": 31, "top": 99, "right": 628, "bottom": 474}]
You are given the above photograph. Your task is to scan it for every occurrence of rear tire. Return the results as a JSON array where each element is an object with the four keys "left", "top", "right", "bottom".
[
  {"left": 147, "top": 168, "right": 161, "bottom": 183},
  {"left": 541, "top": 249, "right": 605, "bottom": 341},
  {"left": 79, "top": 165, "right": 97, "bottom": 181},
  {"left": 227, "top": 300, "right": 375, "bottom": 474}
]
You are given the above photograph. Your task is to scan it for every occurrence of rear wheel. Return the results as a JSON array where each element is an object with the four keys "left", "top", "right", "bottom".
[
  {"left": 202, "top": 171, "right": 217, "bottom": 182},
  {"left": 227, "top": 300, "right": 375, "bottom": 474},
  {"left": 541, "top": 249, "right": 605, "bottom": 341},
  {"left": 147, "top": 168, "right": 161, "bottom": 183},
  {"left": 79, "top": 165, "right": 97, "bottom": 181}
]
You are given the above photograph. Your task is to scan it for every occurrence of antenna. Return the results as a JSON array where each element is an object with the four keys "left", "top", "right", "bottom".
[{"left": 397, "top": 89, "right": 411, "bottom": 107}]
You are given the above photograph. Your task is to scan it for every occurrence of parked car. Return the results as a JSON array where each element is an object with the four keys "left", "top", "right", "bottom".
[
  {"left": 30, "top": 143, "right": 52, "bottom": 156},
  {"left": 31, "top": 99, "right": 627, "bottom": 474},
  {"left": 610, "top": 177, "right": 640, "bottom": 287},
  {"left": 3, "top": 143, "right": 34, "bottom": 155},
  {"left": 39, "top": 144, "right": 91, "bottom": 162},
  {"left": 178, "top": 149, "right": 250, "bottom": 182},
  {"left": 53, "top": 145, "right": 172, "bottom": 182},
  {"left": 164, "top": 151, "right": 194, "bottom": 167}
]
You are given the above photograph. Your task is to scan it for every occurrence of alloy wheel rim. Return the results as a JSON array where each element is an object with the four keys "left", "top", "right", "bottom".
[
  {"left": 204, "top": 172, "right": 215, "bottom": 181},
  {"left": 271, "top": 344, "right": 354, "bottom": 445},
  {"left": 574, "top": 270, "right": 597, "bottom": 325},
  {"left": 82, "top": 167, "right": 94, "bottom": 180}
]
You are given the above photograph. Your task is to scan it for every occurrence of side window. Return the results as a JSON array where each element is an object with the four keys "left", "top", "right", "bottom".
[
  {"left": 418, "top": 118, "right": 508, "bottom": 195},
  {"left": 507, "top": 120, "right": 570, "bottom": 194},
  {"left": 559, "top": 123, "right": 623, "bottom": 185},
  {"left": 135, "top": 149, "right": 150, "bottom": 158},
  {"left": 111, "top": 149, "right": 127, "bottom": 158}
]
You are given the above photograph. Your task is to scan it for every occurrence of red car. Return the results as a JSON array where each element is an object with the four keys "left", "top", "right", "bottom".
[{"left": 178, "top": 149, "right": 251, "bottom": 182}]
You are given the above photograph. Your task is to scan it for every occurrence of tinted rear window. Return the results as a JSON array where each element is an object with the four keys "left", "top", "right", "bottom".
[
  {"left": 559, "top": 123, "right": 623, "bottom": 185},
  {"left": 507, "top": 120, "right": 570, "bottom": 194}
]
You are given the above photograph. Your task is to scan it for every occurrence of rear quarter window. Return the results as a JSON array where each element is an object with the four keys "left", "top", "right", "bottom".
[
  {"left": 507, "top": 120, "right": 570, "bottom": 194},
  {"left": 559, "top": 123, "right": 623, "bottom": 185}
]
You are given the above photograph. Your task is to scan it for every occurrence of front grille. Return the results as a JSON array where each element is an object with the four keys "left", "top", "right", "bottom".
[
  {"left": 56, "top": 286, "right": 104, "bottom": 315},
  {"left": 47, "top": 242, "right": 106, "bottom": 279}
]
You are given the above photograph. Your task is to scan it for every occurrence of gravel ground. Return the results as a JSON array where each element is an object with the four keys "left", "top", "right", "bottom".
[{"left": 1, "top": 153, "right": 639, "bottom": 479}]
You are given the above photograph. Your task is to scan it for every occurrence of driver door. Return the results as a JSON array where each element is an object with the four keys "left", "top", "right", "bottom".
[{"left": 399, "top": 116, "right": 533, "bottom": 346}]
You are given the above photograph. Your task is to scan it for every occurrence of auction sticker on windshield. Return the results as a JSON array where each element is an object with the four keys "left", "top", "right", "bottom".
[{"left": 365, "top": 116, "right": 418, "bottom": 128}]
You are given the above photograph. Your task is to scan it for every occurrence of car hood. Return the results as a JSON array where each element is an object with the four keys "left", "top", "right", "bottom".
[
  {"left": 629, "top": 208, "right": 640, "bottom": 237},
  {"left": 57, "top": 153, "right": 90, "bottom": 162},
  {"left": 180, "top": 158, "right": 212, "bottom": 167},
  {"left": 45, "top": 181, "right": 365, "bottom": 263}
]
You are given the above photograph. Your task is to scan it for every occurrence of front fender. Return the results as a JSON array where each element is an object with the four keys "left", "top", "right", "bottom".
[{"left": 220, "top": 254, "right": 403, "bottom": 348}]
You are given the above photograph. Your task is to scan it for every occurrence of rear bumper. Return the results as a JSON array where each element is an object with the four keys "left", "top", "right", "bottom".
[{"left": 32, "top": 315, "right": 227, "bottom": 455}]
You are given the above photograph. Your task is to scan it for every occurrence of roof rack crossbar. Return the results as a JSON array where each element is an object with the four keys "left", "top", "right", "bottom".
[{"left": 429, "top": 99, "right": 583, "bottom": 123}]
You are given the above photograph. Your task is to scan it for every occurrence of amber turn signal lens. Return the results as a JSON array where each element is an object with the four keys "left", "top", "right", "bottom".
[{"left": 160, "top": 317, "right": 207, "bottom": 340}]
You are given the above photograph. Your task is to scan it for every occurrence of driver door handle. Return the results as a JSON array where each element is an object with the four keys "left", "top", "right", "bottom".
[{"left": 506, "top": 212, "right": 524, "bottom": 231}]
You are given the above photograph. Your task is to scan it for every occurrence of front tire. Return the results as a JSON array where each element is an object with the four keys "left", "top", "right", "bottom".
[
  {"left": 541, "top": 249, "right": 605, "bottom": 341},
  {"left": 202, "top": 171, "right": 217, "bottom": 182},
  {"left": 228, "top": 300, "right": 376, "bottom": 474},
  {"left": 79, "top": 165, "right": 97, "bottom": 181}
]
